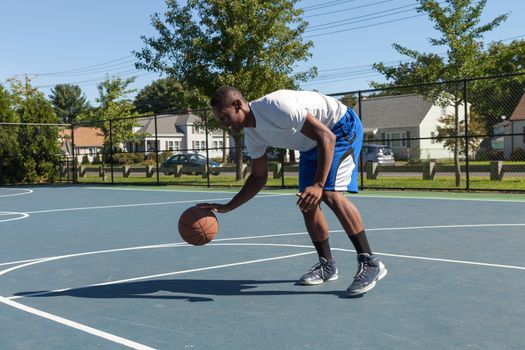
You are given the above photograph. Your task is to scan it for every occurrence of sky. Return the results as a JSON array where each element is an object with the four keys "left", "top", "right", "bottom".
[{"left": 1, "top": 0, "right": 524, "bottom": 105}]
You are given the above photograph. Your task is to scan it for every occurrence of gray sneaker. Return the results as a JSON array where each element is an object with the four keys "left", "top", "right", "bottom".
[
  {"left": 346, "top": 253, "right": 387, "bottom": 297},
  {"left": 299, "top": 257, "right": 338, "bottom": 285}
]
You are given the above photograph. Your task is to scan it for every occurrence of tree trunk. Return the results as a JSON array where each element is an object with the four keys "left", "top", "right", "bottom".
[
  {"left": 288, "top": 149, "right": 296, "bottom": 163},
  {"left": 222, "top": 130, "right": 227, "bottom": 163},
  {"left": 234, "top": 133, "right": 243, "bottom": 181}
]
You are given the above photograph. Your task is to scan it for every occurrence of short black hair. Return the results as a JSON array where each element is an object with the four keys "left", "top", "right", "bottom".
[{"left": 210, "top": 86, "right": 243, "bottom": 108}]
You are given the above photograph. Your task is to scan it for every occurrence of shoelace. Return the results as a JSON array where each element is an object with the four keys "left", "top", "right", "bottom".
[{"left": 353, "top": 262, "right": 368, "bottom": 281}]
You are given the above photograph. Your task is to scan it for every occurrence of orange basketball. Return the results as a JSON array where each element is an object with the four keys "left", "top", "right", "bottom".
[{"left": 178, "top": 206, "right": 218, "bottom": 245}]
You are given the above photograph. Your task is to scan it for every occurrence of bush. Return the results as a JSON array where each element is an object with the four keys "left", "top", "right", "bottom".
[
  {"left": 81, "top": 155, "right": 90, "bottom": 164},
  {"left": 112, "top": 153, "right": 144, "bottom": 165},
  {"left": 490, "top": 150, "right": 504, "bottom": 160},
  {"left": 92, "top": 154, "right": 102, "bottom": 164},
  {"left": 510, "top": 148, "right": 525, "bottom": 161}
]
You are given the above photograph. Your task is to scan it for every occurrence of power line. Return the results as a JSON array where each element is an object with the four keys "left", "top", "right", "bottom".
[
  {"left": 304, "top": 0, "right": 395, "bottom": 19},
  {"left": 301, "top": 0, "right": 357, "bottom": 12},
  {"left": 306, "top": 6, "right": 418, "bottom": 32},
  {"left": 305, "top": 13, "right": 425, "bottom": 38}
]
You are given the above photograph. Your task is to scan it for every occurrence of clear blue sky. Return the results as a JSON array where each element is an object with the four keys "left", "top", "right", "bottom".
[{"left": 1, "top": 0, "right": 524, "bottom": 104}]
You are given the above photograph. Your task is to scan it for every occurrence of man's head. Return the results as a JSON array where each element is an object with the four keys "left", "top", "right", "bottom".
[{"left": 210, "top": 86, "right": 249, "bottom": 133}]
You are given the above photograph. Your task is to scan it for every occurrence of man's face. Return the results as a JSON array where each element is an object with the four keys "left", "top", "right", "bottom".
[{"left": 212, "top": 98, "right": 245, "bottom": 133}]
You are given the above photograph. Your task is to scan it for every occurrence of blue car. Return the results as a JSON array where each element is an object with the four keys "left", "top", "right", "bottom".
[{"left": 162, "top": 153, "right": 221, "bottom": 175}]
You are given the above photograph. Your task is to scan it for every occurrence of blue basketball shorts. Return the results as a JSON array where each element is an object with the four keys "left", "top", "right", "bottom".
[{"left": 299, "top": 108, "right": 363, "bottom": 193}]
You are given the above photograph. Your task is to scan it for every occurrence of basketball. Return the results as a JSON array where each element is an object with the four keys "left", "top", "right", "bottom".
[{"left": 178, "top": 206, "right": 218, "bottom": 245}]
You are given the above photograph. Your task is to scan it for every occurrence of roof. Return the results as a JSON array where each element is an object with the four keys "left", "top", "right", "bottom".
[
  {"left": 59, "top": 127, "right": 104, "bottom": 147},
  {"left": 353, "top": 94, "right": 433, "bottom": 128},
  {"left": 509, "top": 93, "right": 525, "bottom": 121},
  {"left": 136, "top": 113, "right": 201, "bottom": 134}
]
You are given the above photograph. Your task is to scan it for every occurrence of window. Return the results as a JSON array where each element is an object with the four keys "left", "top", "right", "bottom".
[
  {"left": 201, "top": 141, "right": 206, "bottom": 149},
  {"left": 174, "top": 141, "right": 180, "bottom": 151},
  {"left": 166, "top": 141, "right": 174, "bottom": 151},
  {"left": 386, "top": 132, "right": 406, "bottom": 147}
]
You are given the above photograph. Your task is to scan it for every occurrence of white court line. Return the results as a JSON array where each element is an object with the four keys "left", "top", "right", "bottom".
[
  {"left": 6, "top": 240, "right": 525, "bottom": 302},
  {"left": 86, "top": 186, "right": 525, "bottom": 203},
  {"left": 0, "top": 188, "right": 33, "bottom": 198},
  {"left": 0, "top": 211, "right": 29, "bottom": 223},
  {"left": 0, "top": 249, "right": 314, "bottom": 350},
  {"left": 24, "top": 193, "right": 287, "bottom": 215},
  {"left": 2, "top": 223, "right": 525, "bottom": 268},
  {"left": 7, "top": 248, "right": 316, "bottom": 300},
  {"left": 0, "top": 296, "right": 155, "bottom": 350}
]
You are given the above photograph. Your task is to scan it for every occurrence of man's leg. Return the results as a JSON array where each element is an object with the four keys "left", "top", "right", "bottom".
[
  {"left": 298, "top": 204, "right": 338, "bottom": 285},
  {"left": 322, "top": 191, "right": 387, "bottom": 297},
  {"left": 322, "top": 191, "right": 371, "bottom": 254}
]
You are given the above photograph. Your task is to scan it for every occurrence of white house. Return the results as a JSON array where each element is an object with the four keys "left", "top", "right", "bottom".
[
  {"left": 354, "top": 94, "right": 468, "bottom": 160},
  {"left": 59, "top": 127, "right": 105, "bottom": 163},
  {"left": 507, "top": 93, "right": 525, "bottom": 158},
  {"left": 129, "top": 112, "right": 228, "bottom": 159}
]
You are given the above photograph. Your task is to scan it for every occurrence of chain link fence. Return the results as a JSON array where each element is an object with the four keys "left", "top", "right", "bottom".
[{"left": 1, "top": 73, "right": 524, "bottom": 192}]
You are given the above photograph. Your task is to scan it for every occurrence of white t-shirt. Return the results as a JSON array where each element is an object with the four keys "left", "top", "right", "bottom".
[{"left": 245, "top": 90, "right": 347, "bottom": 159}]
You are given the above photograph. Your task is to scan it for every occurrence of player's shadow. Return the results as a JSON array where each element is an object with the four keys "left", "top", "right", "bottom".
[{"left": 15, "top": 279, "right": 353, "bottom": 302}]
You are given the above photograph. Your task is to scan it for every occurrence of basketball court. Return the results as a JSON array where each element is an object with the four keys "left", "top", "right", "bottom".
[{"left": 1, "top": 186, "right": 524, "bottom": 349}]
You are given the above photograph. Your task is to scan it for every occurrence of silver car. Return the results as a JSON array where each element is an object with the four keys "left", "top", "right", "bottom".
[{"left": 362, "top": 144, "right": 395, "bottom": 165}]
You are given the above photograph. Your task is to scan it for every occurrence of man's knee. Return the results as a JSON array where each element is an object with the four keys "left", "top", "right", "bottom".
[{"left": 322, "top": 191, "right": 344, "bottom": 209}]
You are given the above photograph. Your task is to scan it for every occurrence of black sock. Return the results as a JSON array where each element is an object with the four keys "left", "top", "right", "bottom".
[
  {"left": 348, "top": 230, "right": 372, "bottom": 255},
  {"left": 313, "top": 238, "right": 332, "bottom": 260}
]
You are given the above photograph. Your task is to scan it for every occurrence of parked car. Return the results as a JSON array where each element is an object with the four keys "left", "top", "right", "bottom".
[
  {"left": 362, "top": 144, "right": 395, "bottom": 165},
  {"left": 162, "top": 153, "right": 221, "bottom": 175}
]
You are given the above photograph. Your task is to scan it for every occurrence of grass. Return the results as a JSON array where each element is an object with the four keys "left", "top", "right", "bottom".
[{"left": 75, "top": 173, "right": 525, "bottom": 191}]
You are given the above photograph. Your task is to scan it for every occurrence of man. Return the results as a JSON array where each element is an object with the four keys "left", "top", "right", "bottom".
[{"left": 198, "top": 86, "right": 387, "bottom": 297}]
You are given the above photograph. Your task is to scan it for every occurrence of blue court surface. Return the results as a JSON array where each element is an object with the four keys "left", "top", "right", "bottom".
[{"left": 1, "top": 186, "right": 524, "bottom": 350}]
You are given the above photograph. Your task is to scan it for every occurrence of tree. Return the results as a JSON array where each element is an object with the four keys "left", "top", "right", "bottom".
[
  {"left": 0, "top": 84, "right": 21, "bottom": 184},
  {"left": 81, "top": 77, "right": 144, "bottom": 179},
  {"left": 49, "top": 84, "right": 89, "bottom": 124},
  {"left": 372, "top": 0, "right": 507, "bottom": 186},
  {"left": 135, "top": 0, "right": 316, "bottom": 179},
  {"left": 468, "top": 39, "right": 525, "bottom": 133},
  {"left": 8, "top": 77, "right": 61, "bottom": 183},
  {"left": 134, "top": 76, "right": 207, "bottom": 114}
]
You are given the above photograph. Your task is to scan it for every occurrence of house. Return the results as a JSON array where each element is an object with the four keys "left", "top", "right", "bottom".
[
  {"left": 129, "top": 112, "right": 228, "bottom": 159},
  {"left": 59, "top": 127, "right": 105, "bottom": 162},
  {"left": 505, "top": 93, "right": 525, "bottom": 158},
  {"left": 353, "top": 94, "right": 467, "bottom": 160}
]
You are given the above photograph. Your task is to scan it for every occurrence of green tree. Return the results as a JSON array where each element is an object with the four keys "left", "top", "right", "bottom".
[
  {"left": 49, "top": 84, "right": 89, "bottom": 124},
  {"left": 9, "top": 77, "right": 61, "bottom": 183},
  {"left": 0, "top": 84, "right": 21, "bottom": 184},
  {"left": 84, "top": 77, "right": 144, "bottom": 173},
  {"left": 134, "top": 76, "right": 207, "bottom": 114},
  {"left": 372, "top": 0, "right": 507, "bottom": 186},
  {"left": 135, "top": 0, "right": 316, "bottom": 179},
  {"left": 468, "top": 39, "right": 525, "bottom": 133}
]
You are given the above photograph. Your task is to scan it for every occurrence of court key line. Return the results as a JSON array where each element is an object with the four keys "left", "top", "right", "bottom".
[
  {"left": 1, "top": 234, "right": 525, "bottom": 349},
  {"left": 2, "top": 222, "right": 525, "bottom": 268},
  {"left": 0, "top": 250, "right": 315, "bottom": 350},
  {"left": 0, "top": 188, "right": 33, "bottom": 198},
  {"left": 22, "top": 193, "right": 290, "bottom": 215}
]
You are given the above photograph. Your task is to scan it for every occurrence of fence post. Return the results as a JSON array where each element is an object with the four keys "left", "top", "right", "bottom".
[
  {"left": 358, "top": 91, "right": 364, "bottom": 190},
  {"left": 70, "top": 122, "right": 76, "bottom": 183},
  {"left": 109, "top": 120, "right": 114, "bottom": 184},
  {"left": 154, "top": 114, "right": 160, "bottom": 185},
  {"left": 204, "top": 110, "right": 211, "bottom": 188},
  {"left": 463, "top": 79, "right": 470, "bottom": 191}
]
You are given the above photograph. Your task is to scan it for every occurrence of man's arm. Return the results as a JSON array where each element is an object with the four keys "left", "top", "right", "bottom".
[
  {"left": 296, "top": 112, "right": 336, "bottom": 211},
  {"left": 198, "top": 154, "right": 268, "bottom": 213}
]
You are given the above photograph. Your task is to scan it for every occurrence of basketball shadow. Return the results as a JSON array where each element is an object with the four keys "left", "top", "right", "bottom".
[{"left": 15, "top": 279, "right": 350, "bottom": 302}]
